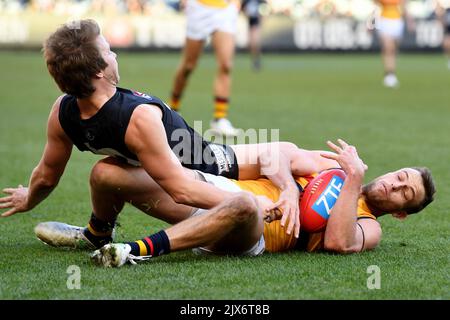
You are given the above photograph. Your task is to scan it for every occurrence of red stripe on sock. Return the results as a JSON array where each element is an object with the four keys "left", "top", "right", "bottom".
[{"left": 143, "top": 237, "right": 154, "bottom": 256}]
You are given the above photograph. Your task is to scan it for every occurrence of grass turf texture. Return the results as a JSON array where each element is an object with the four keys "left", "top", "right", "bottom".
[{"left": 0, "top": 51, "right": 449, "bottom": 300}]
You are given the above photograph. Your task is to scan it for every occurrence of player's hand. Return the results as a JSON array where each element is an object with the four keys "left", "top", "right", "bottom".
[
  {"left": 0, "top": 185, "right": 30, "bottom": 217},
  {"left": 256, "top": 195, "right": 282, "bottom": 223},
  {"left": 320, "top": 139, "right": 368, "bottom": 179},
  {"left": 265, "top": 187, "right": 300, "bottom": 238}
]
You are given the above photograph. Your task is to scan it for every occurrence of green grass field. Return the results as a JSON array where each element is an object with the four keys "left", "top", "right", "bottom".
[{"left": 0, "top": 51, "right": 449, "bottom": 300}]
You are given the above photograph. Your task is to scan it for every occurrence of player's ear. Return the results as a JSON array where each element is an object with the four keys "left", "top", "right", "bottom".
[
  {"left": 392, "top": 212, "right": 408, "bottom": 220},
  {"left": 95, "top": 71, "right": 104, "bottom": 79}
]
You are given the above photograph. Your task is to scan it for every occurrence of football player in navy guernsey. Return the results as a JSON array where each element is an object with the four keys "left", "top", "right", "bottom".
[{"left": 0, "top": 19, "right": 305, "bottom": 247}]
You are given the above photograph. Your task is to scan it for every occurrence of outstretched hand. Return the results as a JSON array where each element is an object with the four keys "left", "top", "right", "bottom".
[
  {"left": 320, "top": 139, "right": 368, "bottom": 178},
  {"left": 0, "top": 185, "right": 30, "bottom": 217}
]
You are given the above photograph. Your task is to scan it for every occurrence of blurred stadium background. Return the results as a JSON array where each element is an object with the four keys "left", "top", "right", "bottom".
[{"left": 0, "top": 0, "right": 446, "bottom": 51}]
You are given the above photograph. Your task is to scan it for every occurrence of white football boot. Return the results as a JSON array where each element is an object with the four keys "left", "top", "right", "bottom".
[
  {"left": 210, "top": 118, "right": 239, "bottom": 137},
  {"left": 90, "top": 243, "right": 151, "bottom": 268},
  {"left": 35, "top": 221, "right": 98, "bottom": 249},
  {"left": 383, "top": 73, "right": 399, "bottom": 88}
]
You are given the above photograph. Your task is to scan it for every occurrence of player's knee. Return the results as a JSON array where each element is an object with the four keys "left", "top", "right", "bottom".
[
  {"left": 384, "top": 42, "right": 396, "bottom": 55},
  {"left": 386, "top": 47, "right": 396, "bottom": 55},
  {"left": 218, "top": 61, "right": 233, "bottom": 75},
  {"left": 90, "top": 158, "right": 120, "bottom": 189},
  {"left": 229, "top": 192, "right": 259, "bottom": 225},
  {"left": 181, "top": 62, "right": 196, "bottom": 77}
]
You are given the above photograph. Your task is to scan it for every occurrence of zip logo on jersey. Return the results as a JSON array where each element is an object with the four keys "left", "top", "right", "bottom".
[
  {"left": 312, "top": 175, "right": 344, "bottom": 219},
  {"left": 132, "top": 90, "right": 152, "bottom": 100}
]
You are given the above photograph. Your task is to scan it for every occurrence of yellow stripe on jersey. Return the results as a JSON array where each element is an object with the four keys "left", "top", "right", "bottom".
[
  {"left": 305, "top": 233, "right": 324, "bottom": 252},
  {"left": 357, "top": 198, "right": 377, "bottom": 220},
  {"left": 378, "top": 0, "right": 401, "bottom": 5},
  {"left": 378, "top": 0, "right": 403, "bottom": 19},
  {"left": 232, "top": 178, "right": 282, "bottom": 202},
  {"left": 198, "top": 0, "right": 230, "bottom": 8},
  {"left": 233, "top": 175, "right": 317, "bottom": 253},
  {"left": 233, "top": 178, "right": 291, "bottom": 252},
  {"left": 263, "top": 220, "right": 298, "bottom": 253}
]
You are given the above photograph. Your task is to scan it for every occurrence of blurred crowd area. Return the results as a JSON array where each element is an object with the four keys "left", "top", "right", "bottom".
[
  {"left": 0, "top": 0, "right": 175, "bottom": 16},
  {"left": 0, "top": 0, "right": 445, "bottom": 20}
]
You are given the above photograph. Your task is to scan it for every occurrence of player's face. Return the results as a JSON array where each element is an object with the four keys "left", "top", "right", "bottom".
[
  {"left": 362, "top": 168, "right": 426, "bottom": 213},
  {"left": 96, "top": 35, "right": 120, "bottom": 85}
]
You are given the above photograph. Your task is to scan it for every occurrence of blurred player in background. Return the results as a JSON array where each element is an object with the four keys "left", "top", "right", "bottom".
[
  {"left": 375, "top": 0, "right": 415, "bottom": 88},
  {"left": 436, "top": 0, "right": 450, "bottom": 69},
  {"left": 169, "top": 0, "right": 240, "bottom": 137},
  {"left": 242, "top": 0, "right": 264, "bottom": 71}
]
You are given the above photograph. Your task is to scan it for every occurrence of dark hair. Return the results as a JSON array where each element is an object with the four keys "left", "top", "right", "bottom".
[
  {"left": 406, "top": 167, "right": 436, "bottom": 214},
  {"left": 43, "top": 19, "right": 107, "bottom": 98}
]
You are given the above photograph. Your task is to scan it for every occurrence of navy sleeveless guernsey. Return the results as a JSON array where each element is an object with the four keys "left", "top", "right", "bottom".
[{"left": 58, "top": 87, "right": 238, "bottom": 179}]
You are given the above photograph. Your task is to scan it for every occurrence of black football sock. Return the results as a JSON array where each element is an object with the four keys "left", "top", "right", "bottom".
[
  {"left": 126, "top": 230, "right": 171, "bottom": 257},
  {"left": 83, "top": 213, "right": 115, "bottom": 248}
]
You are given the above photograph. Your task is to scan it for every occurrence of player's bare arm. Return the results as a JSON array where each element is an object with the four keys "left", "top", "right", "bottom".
[
  {"left": 234, "top": 142, "right": 337, "bottom": 179},
  {"left": 0, "top": 96, "right": 73, "bottom": 217},
  {"left": 233, "top": 141, "right": 338, "bottom": 238},
  {"left": 321, "top": 139, "right": 381, "bottom": 253},
  {"left": 257, "top": 146, "right": 300, "bottom": 238},
  {"left": 125, "top": 104, "right": 234, "bottom": 209},
  {"left": 278, "top": 142, "right": 341, "bottom": 176}
]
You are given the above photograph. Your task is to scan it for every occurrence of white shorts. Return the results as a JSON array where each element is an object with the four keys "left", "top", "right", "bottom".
[
  {"left": 196, "top": 171, "right": 242, "bottom": 192},
  {"left": 186, "top": 0, "right": 239, "bottom": 40},
  {"left": 192, "top": 235, "right": 265, "bottom": 256},
  {"left": 191, "top": 171, "right": 265, "bottom": 256},
  {"left": 377, "top": 17, "right": 404, "bottom": 39}
]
